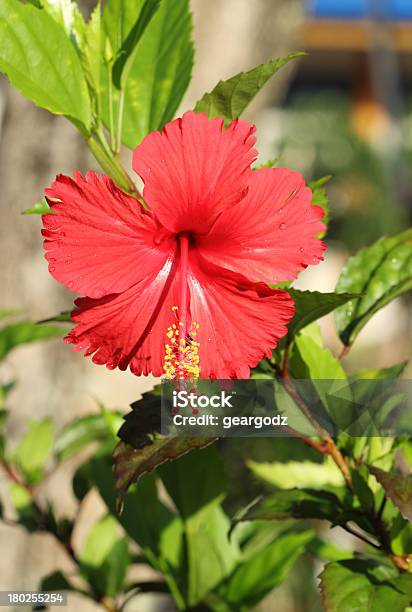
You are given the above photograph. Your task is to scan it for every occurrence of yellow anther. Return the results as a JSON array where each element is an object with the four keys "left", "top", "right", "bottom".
[{"left": 162, "top": 309, "right": 201, "bottom": 381}]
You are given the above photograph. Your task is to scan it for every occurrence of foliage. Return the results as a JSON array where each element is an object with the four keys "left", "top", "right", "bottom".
[
  {"left": 335, "top": 229, "right": 412, "bottom": 346},
  {"left": 194, "top": 53, "right": 303, "bottom": 124}
]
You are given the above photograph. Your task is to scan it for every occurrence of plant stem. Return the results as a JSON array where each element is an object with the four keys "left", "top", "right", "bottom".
[
  {"left": 101, "top": 597, "right": 119, "bottom": 612},
  {"left": 115, "top": 90, "right": 125, "bottom": 155},
  {"left": 107, "top": 63, "right": 116, "bottom": 152},
  {"left": 86, "top": 135, "right": 141, "bottom": 199},
  {"left": 339, "top": 344, "right": 350, "bottom": 360}
]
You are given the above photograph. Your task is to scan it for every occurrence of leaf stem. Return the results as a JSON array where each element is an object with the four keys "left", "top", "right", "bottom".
[
  {"left": 115, "top": 90, "right": 126, "bottom": 155},
  {"left": 86, "top": 135, "right": 141, "bottom": 199},
  {"left": 339, "top": 344, "right": 350, "bottom": 360},
  {"left": 107, "top": 63, "right": 116, "bottom": 152}
]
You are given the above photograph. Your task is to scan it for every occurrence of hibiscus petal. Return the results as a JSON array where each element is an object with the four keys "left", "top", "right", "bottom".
[
  {"left": 197, "top": 168, "right": 326, "bottom": 284},
  {"left": 65, "top": 247, "right": 294, "bottom": 379},
  {"left": 188, "top": 253, "right": 295, "bottom": 378},
  {"left": 42, "top": 172, "right": 174, "bottom": 298},
  {"left": 65, "top": 252, "right": 181, "bottom": 377},
  {"left": 132, "top": 111, "right": 257, "bottom": 234}
]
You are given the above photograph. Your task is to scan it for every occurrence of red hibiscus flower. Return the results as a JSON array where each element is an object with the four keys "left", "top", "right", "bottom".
[{"left": 42, "top": 111, "right": 325, "bottom": 379}]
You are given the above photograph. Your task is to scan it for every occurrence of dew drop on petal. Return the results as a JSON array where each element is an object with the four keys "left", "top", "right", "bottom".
[
  {"left": 278, "top": 208, "right": 284, "bottom": 214},
  {"left": 299, "top": 247, "right": 304, "bottom": 253},
  {"left": 279, "top": 223, "right": 286, "bottom": 230},
  {"left": 68, "top": 281, "right": 74, "bottom": 288},
  {"left": 49, "top": 266, "right": 55, "bottom": 272}
]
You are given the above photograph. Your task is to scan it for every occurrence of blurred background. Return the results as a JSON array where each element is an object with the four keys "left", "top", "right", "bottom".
[{"left": 0, "top": 0, "right": 411, "bottom": 610}]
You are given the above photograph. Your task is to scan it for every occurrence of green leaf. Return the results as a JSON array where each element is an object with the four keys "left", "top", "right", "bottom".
[
  {"left": 114, "top": 389, "right": 216, "bottom": 507},
  {"left": 368, "top": 466, "right": 412, "bottom": 522},
  {"left": 55, "top": 413, "right": 121, "bottom": 461},
  {"left": 158, "top": 446, "right": 226, "bottom": 518},
  {"left": 102, "top": 0, "right": 194, "bottom": 148},
  {"left": 0, "top": 322, "right": 65, "bottom": 361},
  {"left": 235, "top": 488, "right": 343, "bottom": 523},
  {"left": 9, "top": 483, "right": 42, "bottom": 531},
  {"left": 86, "top": 457, "right": 185, "bottom": 604},
  {"left": 39, "top": 0, "right": 101, "bottom": 113},
  {"left": 287, "top": 290, "right": 359, "bottom": 339},
  {"left": 390, "top": 513, "right": 412, "bottom": 555},
  {"left": 40, "top": 570, "right": 76, "bottom": 592},
  {"left": 351, "top": 466, "right": 375, "bottom": 514},
  {"left": 185, "top": 505, "right": 239, "bottom": 607},
  {"left": 36, "top": 0, "right": 85, "bottom": 47},
  {"left": 307, "top": 537, "right": 354, "bottom": 562},
  {"left": 222, "top": 529, "right": 314, "bottom": 608},
  {"left": 0, "top": 0, "right": 91, "bottom": 131},
  {"left": 320, "top": 558, "right": 412, "bottom": 612},
  {"left": 194, "top": 53, "right": 303, "bottom": 122},
  {"left": 248, "top": 458, "right": 344, "bottom": 489},
  {"left": 289, "top": 326, "right": 349, "bottom": 435},
  {"left": 72, "top": 462, "right": 92, "bottom": 502},
  {"left": 309, "top": 175, "right": 331, "bottom": 234},
  {"left": 80, "top": 3, "right": 101, "bottom": 104},
  {"left": 352, "top": 361, "right": 408, "bottom": 380},
  {"left": 80, "top": 515, "right": 129, "bottom": 597},
  {"left": 112, "top": 0, "right": 161, "bottom": 89},
  {"left": 335, "top": 230, "right": 412, "bottom": 346},
  {"left": 159, "top": 448, "right": 239, "bottom": 607},
  {"left": 291, "top": 325, "right": 346, "bottom": 380},
  {"left": 13, "top": 419, "right": 54, "bottom": 484},
  {"left": 21, "top": 198, "right": 51, "bottom": 215},
  {"left": 114, "top": 438, "right": 216, "bottom": 510}
]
